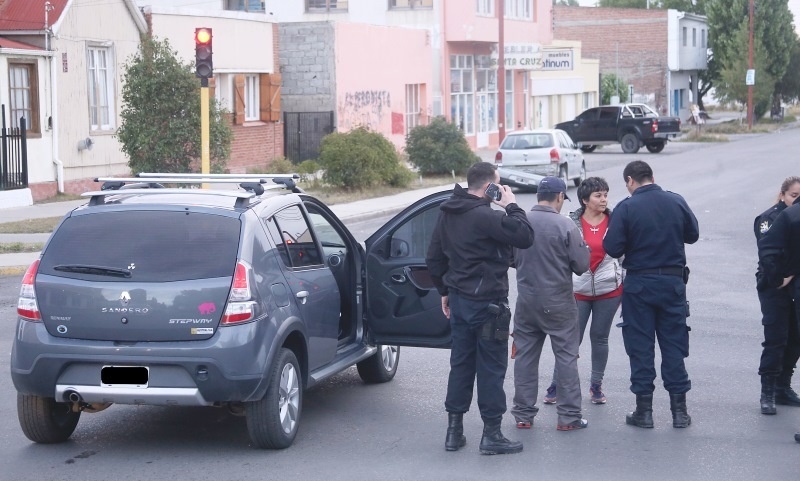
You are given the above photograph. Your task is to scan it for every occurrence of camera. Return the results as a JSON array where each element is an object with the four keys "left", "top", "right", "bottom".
[{"left": 485, "top": 183, "right": 502, "bottom": 201}]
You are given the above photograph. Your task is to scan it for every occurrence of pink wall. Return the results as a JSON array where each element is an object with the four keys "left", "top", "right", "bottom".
[
  {"left": 335, "top": 23, "right": 433, "bottom": 148},
  {"left": 442, "top": 0, "right": 553, "bottom": 45}
]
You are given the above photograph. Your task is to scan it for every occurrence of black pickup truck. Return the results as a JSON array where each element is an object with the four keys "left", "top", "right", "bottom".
[{"left": 555, "top": 104, "right": 681, "bottom": 154}]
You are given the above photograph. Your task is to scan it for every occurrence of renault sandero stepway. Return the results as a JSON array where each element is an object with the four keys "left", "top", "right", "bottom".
[{"left": 11, "top": 174, "right": 451, "bottom": 449}]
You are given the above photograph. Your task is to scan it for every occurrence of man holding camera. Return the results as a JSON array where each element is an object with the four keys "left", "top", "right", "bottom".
[
  {"left": 603, "top": 160, "right": 699, "bottom": 429},
  {"left": 511, "top": 176, "right": 591, "bottom": 432},
  {"left": 426, "top": 162, "right": 534, "bottom": 455}
]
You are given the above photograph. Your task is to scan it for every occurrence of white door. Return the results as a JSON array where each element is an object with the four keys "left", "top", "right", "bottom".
[
  {"left": 537, "top": 98, "right": 549, "bottom": 129},
  {"left": 477, "top": 93, "right": 489, "bottom": 148},
  {"left": 564, "top": 95, "right": 576, "bottom": 125}
]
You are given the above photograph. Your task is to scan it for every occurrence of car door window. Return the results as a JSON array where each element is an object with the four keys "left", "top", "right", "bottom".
[
  {"left": 265, "top": 205, "right": 323, "bottom": 269},
  {"left": 599, "top": 107, "right": 618, "bottom": 120},
  {"left": 577, "top": 108, "right": 598, "bottom": 121},
  {"left": 388, "top": 206, "right": 440, "bottom": 259}
]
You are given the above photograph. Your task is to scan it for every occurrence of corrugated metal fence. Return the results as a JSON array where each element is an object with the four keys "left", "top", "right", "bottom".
[{"left": 283, "top": 111, "right": 334, "bottom": 163}]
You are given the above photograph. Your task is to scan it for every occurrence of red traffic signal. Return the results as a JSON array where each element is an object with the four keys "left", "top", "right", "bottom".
[{"left": 195, "top": 28, "right": 213, "bottom": 80}]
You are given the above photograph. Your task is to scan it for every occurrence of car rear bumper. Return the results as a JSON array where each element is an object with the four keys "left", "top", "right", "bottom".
[
  {"left": 653, "top": 132, "right": 679, "bottom": 140},
  {"left": 497, "top": 167, "right": 548, "bottom": 189},
  {"left": 10, "top": 318, "right": 279, "bottom": 405}
]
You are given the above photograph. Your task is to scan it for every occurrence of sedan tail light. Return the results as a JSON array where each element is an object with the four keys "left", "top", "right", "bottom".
[
  {"left": 222, "top": 261, "right": 255, "bottom": 325},
  {"left": 549, "top": 148, "right": 560, "bottom": 164},
  {"left": 18, "top": 260, "right": 41, "bottom": 321}
]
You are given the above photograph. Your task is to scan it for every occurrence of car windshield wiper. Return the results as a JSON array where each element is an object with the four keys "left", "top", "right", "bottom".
[{"left": 53, "top": 264, "right": 132, "bottom": 278}]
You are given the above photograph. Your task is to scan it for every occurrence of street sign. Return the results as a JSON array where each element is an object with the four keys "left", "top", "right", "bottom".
[{"left": 746, "top": 69, "right": 755, "bottom": 86}]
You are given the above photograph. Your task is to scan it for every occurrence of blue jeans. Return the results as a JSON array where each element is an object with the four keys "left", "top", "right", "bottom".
[{"left": 445, "top": 291, "right": 509, "bottom": 422}]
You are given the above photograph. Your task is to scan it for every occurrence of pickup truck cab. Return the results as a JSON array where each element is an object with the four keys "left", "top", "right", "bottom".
[{"left": 556, "top": 104, "right": 681, "bottom": 154}]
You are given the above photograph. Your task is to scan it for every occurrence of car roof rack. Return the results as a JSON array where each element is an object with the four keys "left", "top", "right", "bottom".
[
  {"left": 135, "top": 172, "right": 302, "bottom": 193},
  {"left": 82, "top": 188, "right": 258, "bottom": 208}
]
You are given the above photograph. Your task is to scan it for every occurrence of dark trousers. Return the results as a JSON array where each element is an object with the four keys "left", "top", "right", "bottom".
[
  {"left": 758, "top": 283, "right": 800, "bottom": 380},
  {"left": 620, "top": 274, "right": 691, "bottom": 395},
  {"left": 445, "top": 291, "right": 508, "bottom": 422}
]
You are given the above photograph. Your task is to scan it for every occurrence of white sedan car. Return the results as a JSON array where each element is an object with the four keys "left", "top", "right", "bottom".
[{"left": 494, "top": 129, "right": 587, "bottom": 191}]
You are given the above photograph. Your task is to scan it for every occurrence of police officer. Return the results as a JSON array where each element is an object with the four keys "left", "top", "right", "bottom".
[
  {"left": 426, "top": 162, "right": 534, "bottom": 455},
  {"left": 603, "top": 160, "right": 699, "bottom": 429},
  {"left": 754, "top": 177, "right": 800, "bottom": 415},
  {"left": 758, "top": 190, "right": 800, "bottom": 443}
]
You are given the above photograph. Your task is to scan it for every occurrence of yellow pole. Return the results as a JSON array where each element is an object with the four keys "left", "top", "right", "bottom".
[{"left": 201, "top": 85, "right": 210, "bottom": 188}]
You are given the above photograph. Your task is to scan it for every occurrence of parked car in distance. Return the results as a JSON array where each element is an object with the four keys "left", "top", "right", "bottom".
[
  {"left": 494, "top": 129, "right": 586, "bottom": 190},
  {"left": 10, "top": 174, "right": 452, "bottom": 449},
  {"left": 555, "top": 103, "right": 681, "bottom": 154}
]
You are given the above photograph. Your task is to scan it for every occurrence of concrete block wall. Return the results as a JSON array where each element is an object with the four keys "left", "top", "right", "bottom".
[
  {"left": 279, "top": 22, "right": 336, "bottom": 113},
  {"left": 553, "top": 6, "right": 669, "bottom": 111}
]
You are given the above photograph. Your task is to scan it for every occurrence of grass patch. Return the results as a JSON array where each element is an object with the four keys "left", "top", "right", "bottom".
[
  {"left": 0, "top": 217, "right": 62, "bottom": 234},
  {"left": 678, "top": 130, "right": 729, "bottom": 142},
  {"left": 693, "top": 120, "right": 772, "bottom": 135},
  {"left": 302, "top": 174, "right": 457, "bottom": 205},
  {"left": 0, "top": 242, "right": 44, "bottom": 253},
  {"left": 34, "top": 193, "right": 83, "bottom": 204}
]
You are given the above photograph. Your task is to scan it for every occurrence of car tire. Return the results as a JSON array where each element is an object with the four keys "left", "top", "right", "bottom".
[
  {"left": 621, "top": 133, "right": 641, "bottom": 154},
  {"left": 574, "top": 162, "right": 587, "bottom": 187},
  {"left": 17, "top": 393, "right": 80, "bottom": 444},
  {"left": 580, "top": 145, "right": 597, "bottom": 153},
  {"left": 246, "top": 348, "right": 302, "bottom": 449},
  {"left": 645, "top": 142, "right": 666, "bottom": 153},
  {"left": 357, "top": 345, "right": 400, "bottom": 384}
]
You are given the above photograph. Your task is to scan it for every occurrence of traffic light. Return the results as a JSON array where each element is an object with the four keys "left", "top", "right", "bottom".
[{"left": 195, "top": 28, "right": 213, "bottom": 82}]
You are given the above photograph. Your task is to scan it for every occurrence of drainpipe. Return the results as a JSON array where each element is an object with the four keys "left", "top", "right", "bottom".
[{"left": 45, "top": 2, "right": 64, "bottom": 193}]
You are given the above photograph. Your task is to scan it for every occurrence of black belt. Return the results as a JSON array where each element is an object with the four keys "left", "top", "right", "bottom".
[{"left": 628, "top": 267, "right": 684, "bottom": 277}]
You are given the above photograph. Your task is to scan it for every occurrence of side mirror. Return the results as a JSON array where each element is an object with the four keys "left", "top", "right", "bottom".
[{"left": 390, "top": 238, "right": 410, "bottom": 258}]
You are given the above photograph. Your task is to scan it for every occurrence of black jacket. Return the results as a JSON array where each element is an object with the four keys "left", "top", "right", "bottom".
[
  {"left": 758, "top": 199, "right": 800, "bottom": 289},
  {"left": 426, "top": 184, "right": 534, "bottom": 301},
  {"left": 754, "top": 202, "right": 787, "bottom": 290}
]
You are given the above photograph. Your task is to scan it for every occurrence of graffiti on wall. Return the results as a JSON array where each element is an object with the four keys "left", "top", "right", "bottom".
[{"left": 337, "top": 90, "right": 391, "bottom": 131}]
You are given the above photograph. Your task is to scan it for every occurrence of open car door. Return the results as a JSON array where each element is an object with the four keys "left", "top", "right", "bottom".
[{"left": 364, "top": 190, "right": 452, "bottom": 348}]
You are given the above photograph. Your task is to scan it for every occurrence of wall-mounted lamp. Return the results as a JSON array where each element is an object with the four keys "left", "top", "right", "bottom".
[{"left": 77, "top": 137, "right": 93, "bottom": 151}]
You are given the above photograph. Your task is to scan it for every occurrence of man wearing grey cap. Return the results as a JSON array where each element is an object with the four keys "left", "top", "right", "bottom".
[{"left": 511, "top": 176, "right": 591, "bottom": 431}]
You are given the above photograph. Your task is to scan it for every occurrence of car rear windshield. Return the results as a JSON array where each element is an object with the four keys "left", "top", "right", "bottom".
[
  {"left": 39, "top": 211, "right": 240, "bottom": 282},
  {"left": 502, "top": 134, "right": 553, "bottom": 150}
]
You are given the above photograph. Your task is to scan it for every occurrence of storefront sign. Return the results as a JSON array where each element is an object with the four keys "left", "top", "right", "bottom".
[{"left": 490, "top": 44, "right": 574, "bottom": 71}]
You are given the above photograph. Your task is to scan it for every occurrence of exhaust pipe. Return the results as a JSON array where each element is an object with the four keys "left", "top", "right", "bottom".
[{"left": 64, "top": 389, "right": 83, "bottom": 403}]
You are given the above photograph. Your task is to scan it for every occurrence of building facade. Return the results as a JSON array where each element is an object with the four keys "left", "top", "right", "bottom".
[{"left": 553, "top": 5, "right": 707, "bottom": 121}]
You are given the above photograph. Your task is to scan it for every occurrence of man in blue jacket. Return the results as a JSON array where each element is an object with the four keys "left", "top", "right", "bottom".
[
  {"left": 426, "top": 162, "right": 534, "bottom": 455},
  {"left": 603, "top": 160, "right": 699, "bottom": 429}
]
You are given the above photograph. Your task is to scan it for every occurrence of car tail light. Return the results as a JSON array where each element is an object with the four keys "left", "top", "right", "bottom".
[
  {"left": 495, "top": 151, "right": 503, "bottom": 165},
  {"left": 18, "top": 260, "right": 41, "bottom": 321},
  {"left": 222, "top": 261, "right": 255, "bottom": 325},
  {"left": 550, "top": 148, "right": 560, "bottom": 163},
  {"left": 652, "top": 119, "right": 659, "bottom": 133}
]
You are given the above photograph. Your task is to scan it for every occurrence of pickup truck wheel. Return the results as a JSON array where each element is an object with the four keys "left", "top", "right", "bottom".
[
  {"left": 574, "top": 163, "right": 587, "bottom": 187},
  {"left": 646, "top": 142, "right": 666, "bottom": 153},
  {"left": 580, "top": 145, "right": 597, "bottom": 153},
  {"left": 246, "top": 348, "right": 302, "bottom": 449},
  {"left": 621, "top": 133, "right": 641, "bottom": 154},
  {"left": 17, "top": 393, "right": 80, "bottom": 444},
  {"left": 357, "top": 345, "right": 400, "bottom": 384}
]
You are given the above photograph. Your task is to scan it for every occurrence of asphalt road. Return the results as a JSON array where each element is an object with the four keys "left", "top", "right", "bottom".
[{"left": 2, "top": 131, "right": 800, "bottom": 480}]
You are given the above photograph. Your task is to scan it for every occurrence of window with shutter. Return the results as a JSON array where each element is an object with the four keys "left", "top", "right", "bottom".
[{"left": 234, "top": 74, "right": 245, "bottom": 125}]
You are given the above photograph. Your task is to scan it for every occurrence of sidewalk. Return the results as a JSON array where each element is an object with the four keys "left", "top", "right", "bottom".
[{"left": 0, "top": 184, "right": 455, "bottom": 276}]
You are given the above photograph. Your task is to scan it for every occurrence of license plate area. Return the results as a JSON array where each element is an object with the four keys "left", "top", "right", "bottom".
[{"left": 101, "top": 366, "right": 149, "bottom": 388}]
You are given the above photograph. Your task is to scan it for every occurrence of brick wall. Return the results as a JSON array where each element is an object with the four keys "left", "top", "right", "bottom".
[
  {"left": 553, "top": 6, "right": 669, "bottom": 110},
  {"left": 227, "top": 119, "right": 285, "bottom": 173}
]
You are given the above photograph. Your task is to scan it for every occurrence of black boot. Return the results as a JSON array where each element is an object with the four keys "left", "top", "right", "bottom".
[
  {"left": 775, "top": 374, "right": 800, "bottom": 406},
  {"left": 479, "top": 419, "right": 523, "bottom": 455},
  {"left": 444, "top": 413, "right": 466, "bottom": 451},
  {"left": 625, "top": 394, "right": 654, "bottom": 428},
  {"left": 761, "top": 375, "right": 777, "bottom": 415},
  {"left": 670, "top": 393, "right": 692, "bottom": 428}
]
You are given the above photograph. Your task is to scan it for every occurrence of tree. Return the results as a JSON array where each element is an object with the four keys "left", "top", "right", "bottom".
[
  {"left": 405, "top": 117, "right": 480, "bottom": 176},
  {"left": 117, "top": 35, "right": 232, "bottom": 174},
  {"left": 715, "top": 22, "right": 775, "bottom": 119},
  {"left": 775, "top": 34, "right": 800, "bottom": 105},
  {"left": 553, "top": 0, "right": 579, "bottom": 5},
  {"left": 600, "top": 73, "right": 630, "bottom": 105},
  {"left": 706, "top": 0, "right": 794, "bottom": 118}
]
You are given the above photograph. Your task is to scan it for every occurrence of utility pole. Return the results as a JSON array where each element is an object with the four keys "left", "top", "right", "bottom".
[
  {"left": 498, "top": 0, "right": 506, "bottom": 143},
  {"left": 747, "top": 0, "right": 754, "bottom": 130}
]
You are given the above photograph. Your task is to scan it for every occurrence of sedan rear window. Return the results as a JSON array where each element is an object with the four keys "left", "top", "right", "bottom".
[
  {"left": 39, "top": 211, "right": 240, "bottom": 282},
  {"left": 501, "top": 134, "right": 553, "bottom": 150}
]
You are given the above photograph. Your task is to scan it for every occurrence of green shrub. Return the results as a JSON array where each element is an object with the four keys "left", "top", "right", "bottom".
[
  {"left": 318, "top": 127, "right": 411, "bottom": 190},
  {"left": 405, "top": 117, "right": 480, "bottom": 176},
  {"left": 268, "top": 157, "right": 294, "bottom": 174}
]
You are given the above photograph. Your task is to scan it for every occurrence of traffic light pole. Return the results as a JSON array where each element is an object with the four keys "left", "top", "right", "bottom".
[{"left": 200, "top": 79, "right": 210, "bottom": 188}]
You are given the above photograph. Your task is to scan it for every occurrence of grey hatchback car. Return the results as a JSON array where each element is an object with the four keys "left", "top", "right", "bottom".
[{"left": 11, "top": 174, "right": 451, "bottom": 449}]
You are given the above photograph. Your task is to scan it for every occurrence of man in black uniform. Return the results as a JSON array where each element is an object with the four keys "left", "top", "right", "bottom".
[
  {"left": 603, "top": 160, "right": 699, "bottom": 429},
  {"left": 758, "top": 195, "right": 800, "bottom": 443},
  {"left": 426, "top": 162, "right": 534, "bottom": 455}
]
